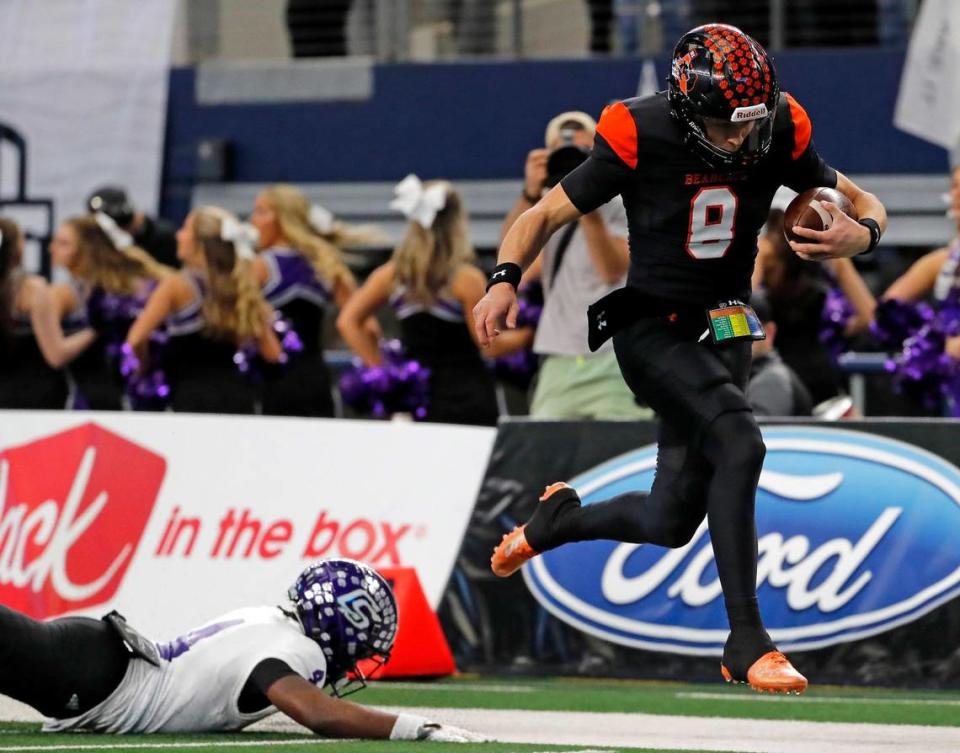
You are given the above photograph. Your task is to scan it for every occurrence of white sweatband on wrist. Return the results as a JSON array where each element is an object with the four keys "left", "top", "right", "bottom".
[{"left": 389, "top": 713, "right": 431, "bottom": 741}]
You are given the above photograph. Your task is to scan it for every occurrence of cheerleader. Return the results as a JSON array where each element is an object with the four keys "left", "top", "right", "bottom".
[
  {"left": 249, "top": 184, "right": 380, "bottom": 417},
  {"left": 874, "top": 169, "right": 960, "bottom": 360},
  {"left": 337, "top": 175, "right": 531, "bottom": 426},
  {"left": 831, "top": 167, "right": 960, "bottom": 348},
  {"left": 127, "top": 207, "right": 281, "bottom": 414},
  {"left": 50, "top": 214, "right": 169, "bottom": 409},
  {"left": 0, "top": 218, "right": 96, "bottom": 409}
]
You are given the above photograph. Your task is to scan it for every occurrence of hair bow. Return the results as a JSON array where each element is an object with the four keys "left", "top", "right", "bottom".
[
  {"left": 220, "top": 216, "right": 259, "bottom": 261},
  {"left": 308, "top": 203, "right": 335, "bottom": 235},
  {"left": 94, "top": 211, "right": 134, "bottom": 250},
  {"left": 389, "top": 174, "right": 448, "bottom": 229}
]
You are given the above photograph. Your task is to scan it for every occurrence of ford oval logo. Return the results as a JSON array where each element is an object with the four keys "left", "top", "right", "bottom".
[{"left": 523, "top": 427, "right": 960, "bottom": 655}]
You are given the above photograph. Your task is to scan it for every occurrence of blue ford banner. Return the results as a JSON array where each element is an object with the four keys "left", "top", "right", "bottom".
[{"left": 522, "top": 426, "right": 960, "bottom": 655}]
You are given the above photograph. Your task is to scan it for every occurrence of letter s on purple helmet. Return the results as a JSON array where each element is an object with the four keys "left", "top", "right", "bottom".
[
  {"left": 288, "top": 558, "right": 398, "bottom": 697},
  {"left": 668, "top": 24, "right": 779, "bottom": 169}
]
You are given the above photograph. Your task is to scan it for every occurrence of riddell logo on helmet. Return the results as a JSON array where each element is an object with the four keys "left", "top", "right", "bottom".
[
  {"left": 0, "top": 423, "right": 166, "bottom": 619},
  {"left": 731, "top": 104, "right": 768, "bottom": 122}
]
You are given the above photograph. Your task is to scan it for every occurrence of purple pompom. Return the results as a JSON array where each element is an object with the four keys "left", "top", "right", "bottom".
[
  {"left": 233, "top": 315, "right": 305, "bottom": 375},
  {"left": 338, "top": 340, "right": 431, "bottom": 420},
  {"left": 883, "top": 295, "right": 960, "bottom": 414},
  {"left": 515, "top": 296, "right": 543, "bottom": 329},
  {"left": 819, "top": 286, "right": 856, "bottom": 360},
  {"left": 119, "top": 342, "right": 140, "bottom": 378},
  {"left": 119, "top": 340, "right": 172, "bottom": 409},
  {"left": 870, "top": 298, "right": 935, "bottom": 351}
]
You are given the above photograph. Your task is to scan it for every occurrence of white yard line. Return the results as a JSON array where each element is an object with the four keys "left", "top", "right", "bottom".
[
  {"left": 373, "top": 705, "right": 960, "bottom": 753},
  {"left": 677, "top": 691, "right": 960, "bottom": 707},
  {"left": 3, "top": 695, "right": 959, "bottom": 753}
]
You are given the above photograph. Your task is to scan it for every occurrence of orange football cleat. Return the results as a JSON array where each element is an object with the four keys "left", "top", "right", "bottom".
[
  {"left": 539, "top": 482, "right": 570, "bottom": 499},
  {"left": 490, "top": 483, "right": 572, "bottom": 578},
  {"left": 721, "top": 651, "right": 808, "bottom": 694}
]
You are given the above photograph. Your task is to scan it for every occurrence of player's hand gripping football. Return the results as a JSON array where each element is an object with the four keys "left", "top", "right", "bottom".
[
  {"left": 473, "top": 282, "right": 520, "bottom": 347},
  {"left": 788, "top": 201, "right": 872, "bottom": 261}
]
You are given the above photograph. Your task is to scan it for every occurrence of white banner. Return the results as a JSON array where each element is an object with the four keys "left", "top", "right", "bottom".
[
  {"left": 0, "top": 1, "right": 177, "bottom": 270},
  {"left": 894, "top": 0, "right": 960, "bottom": 150},
  {"left": 0, "top": 412, "right": 494, "bottom": 638}
]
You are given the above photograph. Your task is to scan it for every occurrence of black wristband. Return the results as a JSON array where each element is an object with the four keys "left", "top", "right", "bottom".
[
  {"left": 522, "top": 189, "right": 540, "bottom": 204},
  {"left": 486, "top": 262, "right": 522, "bottom": 291},
  {"left": 858, "top": 218, "right": 882, "bottom": 255}
]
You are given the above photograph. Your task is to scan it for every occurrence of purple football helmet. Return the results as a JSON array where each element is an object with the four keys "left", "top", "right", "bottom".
[{"left": 287, "top": 558, "right": 398, "bottom": 696}]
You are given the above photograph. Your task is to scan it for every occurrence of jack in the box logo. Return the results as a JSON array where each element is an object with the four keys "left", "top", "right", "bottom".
[{"left": 0, "top": 422, "right": 166, "bottom": 618}]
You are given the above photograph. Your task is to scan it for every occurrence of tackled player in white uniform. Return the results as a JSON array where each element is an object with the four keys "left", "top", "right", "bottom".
[{"left": 0, "top": 559, "right": 482, "bottom": 743}]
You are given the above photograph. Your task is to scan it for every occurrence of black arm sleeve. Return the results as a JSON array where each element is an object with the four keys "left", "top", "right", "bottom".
[
  {"left": 249, "top": 658, "right": 298, "bottom": 693},
  {"left": 238, "top": 658, "right": 300, "bottom": 713},
  {"left": 560, "top": 125, "right": 633, "bottom": 214},
  {"left": 781, "top": 142, "right": 837, "bottom": 194},
  {"left": 561, "top": 153, "right": 633, "bottom": 216}
]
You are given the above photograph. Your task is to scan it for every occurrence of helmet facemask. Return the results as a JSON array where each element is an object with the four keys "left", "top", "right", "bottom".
[{"left": 679, "top": 104, "right": 777, "bottom": 170}]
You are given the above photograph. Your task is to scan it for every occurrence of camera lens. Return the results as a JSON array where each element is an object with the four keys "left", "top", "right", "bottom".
[{"left": 545, "top": 144, "right": 589, "bottom": 187}]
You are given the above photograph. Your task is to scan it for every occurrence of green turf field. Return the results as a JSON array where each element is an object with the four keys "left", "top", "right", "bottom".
[
  {"left": 1, "top": 676, "right": 957, "bottom": 753},
  {"left": 359, "top": 675, "right": 960, "bottom": 727},
  {"left": 0, "top": 721, "right": 730, "bottom": 753}
]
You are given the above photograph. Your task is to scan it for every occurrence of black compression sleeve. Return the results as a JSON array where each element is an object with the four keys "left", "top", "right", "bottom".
[
  {"left": 238, "top": 658, "right": 299, "bottom": 713},
  {"left": 249, "top": 658, "right": 298, "bottom": 693},
  {"left": 237, "top": 659, "right": 296, "bottom": 714},
  {"left": 782, "top": 143, "right": 837, "bottom": 193},
  {"left": 560, "top": 155, "right": 631, "bottom": 215}
]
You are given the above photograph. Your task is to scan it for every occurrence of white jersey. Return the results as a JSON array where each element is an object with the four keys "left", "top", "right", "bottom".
[{"left": 43, "top": 606, "right": 327, "bottom": 734}]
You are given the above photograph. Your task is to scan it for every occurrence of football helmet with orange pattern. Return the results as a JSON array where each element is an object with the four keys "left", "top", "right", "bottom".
[{"left": 668, "top": 24, "right": 779, "bottom": 169}]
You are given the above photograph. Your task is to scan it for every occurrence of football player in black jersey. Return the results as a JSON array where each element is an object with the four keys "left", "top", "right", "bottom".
[{"left": 476, "top": 24, "right": 887, "bottom": 694}]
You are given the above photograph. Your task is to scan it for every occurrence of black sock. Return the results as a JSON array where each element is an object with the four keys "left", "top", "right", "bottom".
[
  {"left": 523, "top": 487, "right": 582, "bottom": 552},
  {"left": 725, "top": 597, "right": 764, "bottom": 632},
  {"left": 722, "top": 597, "right": 775, "bottom": 680}
]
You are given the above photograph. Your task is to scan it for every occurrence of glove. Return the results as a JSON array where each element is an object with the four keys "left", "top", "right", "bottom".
[
  {"left": 419, "top": 723, "right": 489, "bottom": 743},
  {"left": 390, "top": 714, "right": 489, "bottom": 743}
]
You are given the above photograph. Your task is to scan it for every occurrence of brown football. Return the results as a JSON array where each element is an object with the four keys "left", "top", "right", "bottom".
[{"left": 783, "top": 187, "right": 858, "bottom": 244}]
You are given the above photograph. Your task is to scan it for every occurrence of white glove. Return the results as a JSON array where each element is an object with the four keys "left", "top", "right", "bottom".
[
  {"left": 419, "top": 723, "right": 489, "bottom": 743},
  {"left": 390, "top": 714, "right": 489, "bottom": 743}
]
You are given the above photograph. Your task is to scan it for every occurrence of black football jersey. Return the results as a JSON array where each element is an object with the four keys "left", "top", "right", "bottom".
[{"left": 561, "top": 91, "right": 836, "bottom": 305}]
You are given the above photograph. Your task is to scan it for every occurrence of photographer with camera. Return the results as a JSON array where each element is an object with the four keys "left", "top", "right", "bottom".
[
  {"left": 501, "top": 111, "right": 649, "bottom": 419},
  {"left": 87, "top": 186, "right": 178, "bottom": 269}
]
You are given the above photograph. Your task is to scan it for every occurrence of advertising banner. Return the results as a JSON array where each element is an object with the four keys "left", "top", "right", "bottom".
[
  {"left": 446, "top": 420, "right": 960, "bottom": 683},
  {"left": 0, "top": 412, "right": 494, "bottom": 640}
]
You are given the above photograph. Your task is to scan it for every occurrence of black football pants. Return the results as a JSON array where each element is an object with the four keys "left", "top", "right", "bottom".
[
  {"left": 0, "top": 605, "right": 129, "bottom": 718},
  {"left": 536, "top": 314, "right": 765, "bottom": 618}
]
